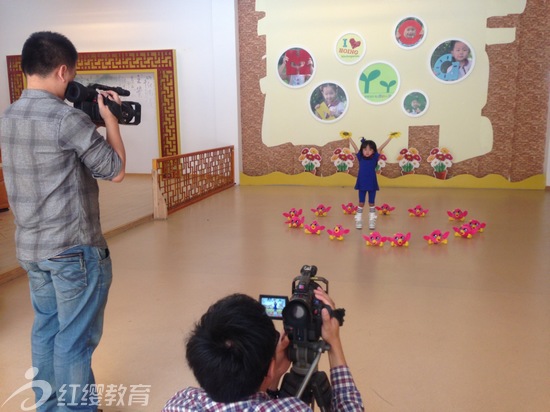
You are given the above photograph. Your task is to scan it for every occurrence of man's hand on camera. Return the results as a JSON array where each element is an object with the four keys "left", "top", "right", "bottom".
[
  {"left": 314, "top": 288, "right": 347, "bottom": 368},
  {"left": 98, "top": 91, "right": 122, "bottom": 125}
]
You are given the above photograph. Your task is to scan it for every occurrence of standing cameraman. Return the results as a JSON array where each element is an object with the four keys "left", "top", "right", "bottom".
[
  {"left": 0, "top": 31, "right": 125, "bottom": 411},
  {"left": 163, "top": 288, "right": 364, "bottom": 411}
]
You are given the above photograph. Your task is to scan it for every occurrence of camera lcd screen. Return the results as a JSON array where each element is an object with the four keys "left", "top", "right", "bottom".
[{"left": 259, "top": 295, "right": 288, "bottom": 320}]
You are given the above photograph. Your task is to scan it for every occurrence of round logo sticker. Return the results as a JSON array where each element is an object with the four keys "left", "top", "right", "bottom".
[
  {"left": 357, "top": 61, "right": 400, "bottom": 105},
  {"left": 335, "top": 33, "right": 365, "bottom": 65}
]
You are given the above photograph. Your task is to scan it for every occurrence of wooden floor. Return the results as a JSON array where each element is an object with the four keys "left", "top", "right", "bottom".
[{"left": 1, "top": 182, "right": 550, "bottom": 411}]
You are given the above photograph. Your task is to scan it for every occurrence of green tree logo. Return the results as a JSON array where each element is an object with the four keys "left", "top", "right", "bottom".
[{"left": 358, "top": 62, "right": 400, "bottom": 104}]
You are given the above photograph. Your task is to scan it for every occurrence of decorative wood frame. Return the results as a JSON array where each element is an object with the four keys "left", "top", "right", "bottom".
[{"left": 6, "top": 49, "right": 180, "bottom": 157}]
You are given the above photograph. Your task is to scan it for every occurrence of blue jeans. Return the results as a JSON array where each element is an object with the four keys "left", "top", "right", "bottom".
[{"left": 20, "top": 246, "right": 112, "bottom": 412}]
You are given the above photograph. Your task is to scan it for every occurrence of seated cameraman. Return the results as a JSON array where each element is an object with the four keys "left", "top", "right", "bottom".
[{"left": 163, "top": 288, "right": 364, "bottom": 411}]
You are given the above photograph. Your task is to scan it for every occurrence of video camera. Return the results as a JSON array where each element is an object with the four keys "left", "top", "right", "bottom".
[
  {"left": 260, "top": 265, "right": 345, "bottom": 344},
  {"left": 65, "top": 81, "right": 141, "bottom": 126},
  {"left": 284, "top": 265, "right": 335, "bottom": 343},
  {"left": 260, "top": 265, "right": 345, "bottom": 410}
]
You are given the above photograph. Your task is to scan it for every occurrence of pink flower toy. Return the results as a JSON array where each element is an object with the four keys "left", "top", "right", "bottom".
[
  {"left": 408, "top": 204, "right": 429, "bottom": 217},
  {"left": 327, "top": 225, "right": 350, "bottom": 241},
  {"left": 423, "top": 229, "right": 450, "bottom": 245},
  {"left": 390, "top": 232, "right": 411, "bottom": 247},
  {"left": 376, "top": 203, "right": 396, "bottom": 215},
  {"left": 447, "top": 208, "right": 468, "bottom": 221},
  {"left": 286, "top": 215, "right": 305, "bottom": 229},
  {"left": 363, "top": 232, "right": 388, "bottom": 247},
  {"left": 311, "top": 204, "right": 332, "bottom": 217},
  {"left": 468, "top": 219, "right": 486, "bottom": 233},
  {"left": 341, "top": 202, "right": 358, "bottom": 215},
  {"left": 283, "top": 208, "right": 302, "bottom": 222},
  {"left": 304, "top": 220, "right": 326, "bottom": 235},
  {"left": 453, "top": 224, "right": 475, "bottom": 239}
]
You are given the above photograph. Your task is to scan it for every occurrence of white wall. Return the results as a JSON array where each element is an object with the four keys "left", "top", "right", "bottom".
[
  {"left": 0, "top": 1, "right": 547, "bottom": 186},
  {"left": 0, "top": 0, "right": 241, "bottom": 181},
  {"left": 546, "top": 90, "right": 550, "bottom": 187}
]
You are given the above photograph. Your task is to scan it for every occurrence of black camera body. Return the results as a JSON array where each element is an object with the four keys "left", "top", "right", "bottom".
[
  {"left": 264, "top": 265, "right": 346, "bottom": 406},
  {"left": 282, "top": 265, "right": 327, "bottom": 344},
  {"left": 65, "top": 81, "right": 141, "bottom": 126}
]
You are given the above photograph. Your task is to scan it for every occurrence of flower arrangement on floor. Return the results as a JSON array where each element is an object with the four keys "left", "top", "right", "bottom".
[
  {"left": 397, "top": 147, "right": 421, "bottom": 175},
  {"left": 427, "top": 147, "right": 453, "bottom": 179},
  {"left": 299, "top": 148, "right": 321, "bottom": 174},
  {"left": 331, "top": 147, "right": 354, "bottom": 172}
]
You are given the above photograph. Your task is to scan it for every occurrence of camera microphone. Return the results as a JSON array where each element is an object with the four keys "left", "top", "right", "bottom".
[{"left": 88, "top": 83, "right": 131, "bottom": 97}]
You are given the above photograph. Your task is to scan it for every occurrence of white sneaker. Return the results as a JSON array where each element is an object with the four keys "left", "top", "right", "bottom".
[
  {"left": 369, "top": 212, "right": 377, "bottom": 230},
  {"left": 355, "top": 213, "right": 363, "bottom": 229}
]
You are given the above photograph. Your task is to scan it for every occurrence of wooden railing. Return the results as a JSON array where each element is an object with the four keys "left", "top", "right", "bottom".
[{"left": 152, "top": 146, "right": 235, "bottom": 219}]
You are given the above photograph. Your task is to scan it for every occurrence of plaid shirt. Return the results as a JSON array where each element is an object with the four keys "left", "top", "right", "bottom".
[
  {"left": 162, "top": 366, "right": 364, "bottom": 412},
  {"left": 0, "top": 89, "right": 122, "bottom": 262}
]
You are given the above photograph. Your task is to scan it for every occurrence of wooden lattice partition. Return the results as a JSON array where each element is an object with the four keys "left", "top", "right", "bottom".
[
  {"left": 152, "top": 146, "right": 235, "bottom": 218},
  {"left": 6, "top": 49, "right": 180, "bottom": 157}
]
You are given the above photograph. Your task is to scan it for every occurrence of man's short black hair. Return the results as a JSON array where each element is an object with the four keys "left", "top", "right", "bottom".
[
  {"left": 186, "top": 293, "right": 278, "bottom": 403},
  {"left": 21, "top": 31, "right": 78, "bottom": 76}
]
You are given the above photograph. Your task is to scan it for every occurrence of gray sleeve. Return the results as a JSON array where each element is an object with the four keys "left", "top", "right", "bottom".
[{"left": 58, "top": 109, "right": 122, "bottom": 180}]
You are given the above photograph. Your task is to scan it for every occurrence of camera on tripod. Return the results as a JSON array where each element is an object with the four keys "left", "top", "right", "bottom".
[
  {"left": 260, "top": 265, "right": 344, "bottom": 342},
  {"left": 283, "top": 264, "right": 328, "bottom": 343},
  {"left": 65, "top": 81, "right": 141, "bottom": 126},
  {"left": 260, "top": 265, "right": 345, "bottom": 411}
]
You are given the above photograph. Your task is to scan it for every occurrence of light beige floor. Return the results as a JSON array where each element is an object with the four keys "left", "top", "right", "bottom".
[{"left": 1, "top": 183, "right": 550, "bottom": 411}]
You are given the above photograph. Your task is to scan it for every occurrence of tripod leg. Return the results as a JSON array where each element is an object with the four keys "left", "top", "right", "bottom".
[
  {"left": 280, "top": 371, "right": 313, "bottom": 405},
  {"left": 310, "top": 371, "right": 332, "bottom": 412},
  {"left": 296, "top": 347, "right": 323, "bottom": 398}
]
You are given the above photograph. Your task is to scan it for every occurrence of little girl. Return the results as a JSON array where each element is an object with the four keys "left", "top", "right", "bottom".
[
  {"left": 315, "top": 83, "right": 345, "bottom": 120},
  {"left": 448, "top": 40, "right": 472, "bottom": 80},
  {"left": 347, "top": 134, "right": 397, "bottom": 229}
]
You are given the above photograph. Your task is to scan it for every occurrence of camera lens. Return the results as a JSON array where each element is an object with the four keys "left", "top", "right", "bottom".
[{"left": 291, "top": 305, "right": 306, "bottom": 320}]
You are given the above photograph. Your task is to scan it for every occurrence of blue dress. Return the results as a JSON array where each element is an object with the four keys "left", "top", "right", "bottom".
[{"left": 354, "top": 152, "right": 380, "bottom": 191}]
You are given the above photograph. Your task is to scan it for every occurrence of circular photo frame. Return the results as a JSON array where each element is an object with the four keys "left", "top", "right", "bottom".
[
  {"left": 430, "top": 39, "right": 475, "bottom": 83},
  {"left": 335, "top": 32, "right": 366, "bottom": 65},
  {"left": 277, "top": 47, "right": 316, "bottom": 88},
  {"left": 309, "top": 81, "right": 348, "bottom": 123},
  {"left": 402, "top": 90, "right": 429, "bottom": 117},
  {"left": 357, "top": 61, "right": 400, "bottom": 105},
  {"left": 394, "top": 16, "right": 426, "bottom": 49}
]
